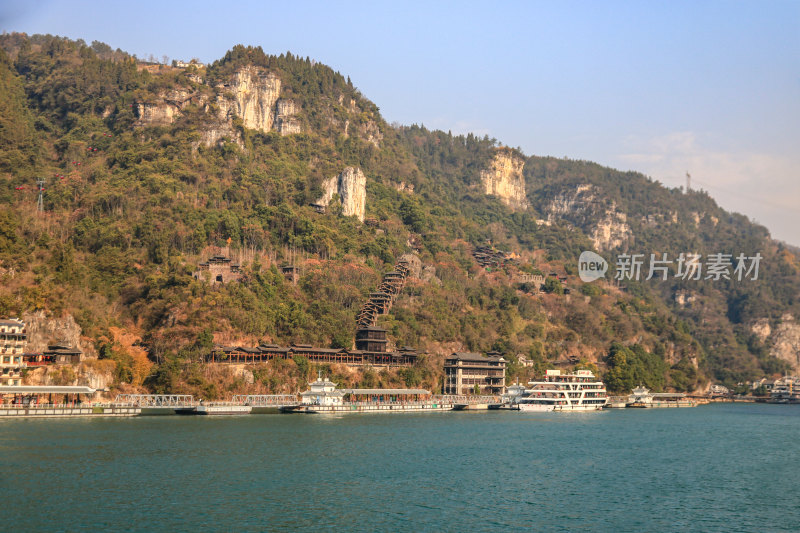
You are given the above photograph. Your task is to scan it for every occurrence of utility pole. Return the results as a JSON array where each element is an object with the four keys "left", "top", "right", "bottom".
[
  {"left": 686, "top": 172, "right": 691, "bottom": 193},
  {"left": 36, "top": 178, "right": 46, "bottom": 212}
]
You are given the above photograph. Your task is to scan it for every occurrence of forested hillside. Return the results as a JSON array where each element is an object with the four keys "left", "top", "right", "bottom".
[{"left": 1, "top": 33, "right": 797, "bottom": 397}]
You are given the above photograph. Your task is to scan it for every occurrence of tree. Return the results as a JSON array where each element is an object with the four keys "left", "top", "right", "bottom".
[
  {"left": 399, "top": 198, "right": 426, "bottom": 233},
  {"left": 604, "top": 342, "right": 668, "bottom": 393},
  {"left": 543, "top": 277, "right": 564, "bottom": 295}
]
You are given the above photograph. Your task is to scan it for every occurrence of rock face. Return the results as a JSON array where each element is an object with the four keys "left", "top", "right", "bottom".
[
  {"left": 358, "top": 120, "right": 383, "bottom": 147},
  {"left": 750, "top": 314, "right": 800, "bottom": 372},
  {"left": 674, "top": 290, "right": 698, "bottom": 308},
  {"left": 481, "top": 149, "right": 528, "bottom": 211},
  {"left": 547, "top": 184, "right": 594, "bottom": 217},
  {"left": 135, "top": 67, "right": 300, "bottom": 145},
  {"left": 21, "top": 310, "right": 95, "bottom": 357},
  {"left": 198, "top": 124, "right": 240, "bottom": 149},
  {"left": 135, "top": 65, "right": 408, "bottom": 147},
  {"left": 546, "top": 184, "right": 631, "bottom": 251},
  {"left": 393, "top": 181, "right": 415, "bottom": 194},
  {"left": 591, "top": 210, "right": 631, "bottom": 251},
  {"left": 317, "top": 175, "right": 339, "bottom": 205},
  {"left": 25, "top": 362, "right": 115, "bottom": 392},
  {"left": 215, "top": 67, "right": 281, "bottom": 132},
  {"left": 136, "top": 88, "right": 197, "bottom": 126},
  {"left": 399, "top": 253, "right": 423, "bottom": 279},
  {"left": 751, "top": 318, "right": 772, "bottom": 342},
  {"left": 275, "top": 99, "right": 301, "bottom": 135},
  {"left": 771, "top": 314, "right": 800, "bottom": 371},
  {"left": 316, "top": 167, "right": 367, "bottom": 222}
]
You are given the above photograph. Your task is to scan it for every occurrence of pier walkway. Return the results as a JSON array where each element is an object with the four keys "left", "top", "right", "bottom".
[
  {"left": 1, "top": 392, "right": 503, "bottom": 418},
  {"left": 114, "top": 394, "right": 196, "bottom": 407},
  {"left": 231, "top": 394, "right": 298, "bottom": 406},
  {"left": 441, "top": 394, "right": 504, "bottom": 410},
  {"left": 0, "top": 403, "right": 141, "bottom": 417}
]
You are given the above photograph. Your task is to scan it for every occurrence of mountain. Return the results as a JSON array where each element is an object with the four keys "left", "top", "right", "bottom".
[{"left": 1, "top": 33, "right": 798, "bottom": 397}]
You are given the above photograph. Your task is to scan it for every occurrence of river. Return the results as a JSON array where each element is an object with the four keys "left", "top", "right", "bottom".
[{"left": 2, "top": 403, "right": 798, "bottom": 532}]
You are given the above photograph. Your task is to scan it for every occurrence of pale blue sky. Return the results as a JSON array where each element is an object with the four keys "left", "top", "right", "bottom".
[{"left": 3, "top": 0, "right": 799, "bottom": 244}]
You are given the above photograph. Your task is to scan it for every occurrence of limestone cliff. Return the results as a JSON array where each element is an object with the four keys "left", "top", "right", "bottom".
[
  {"left": 591, "top": 210, "right": 631, "bottom": 251},
  {"left": 674, "top": 290, "right": 698, "bottom": 308},
  {"left": 317, "top": 174, "right": 339, "bottom": 206},
  {"left": 749, "top": 315, "right": 800, "bottom": 372},
  {"left": 751, "top": 318, "right": 771, "bottom": 342},
  {"left": 197, "top": 124, "right": 240, "bottom": 149},
  {"left": 546, "top": 184, "right": 631, "bottom": 251},
  {"left": 25, "top": 361, "right": 116, "bottom": 394},
  {"left": 275, "top": 99, "right": 302, "bottom": 135},
  {"left": 770, "top": 314, "right": 800, "bottom": 371},
  {"left": 21, "top": 310, "right": 94, "bottom": 357},
  {"left": 358, "top": 119, "right": 383, "bottom": 148},
  {"left": 135, "top": 88, "right": 197, "bottom": 126},
  {"left": 393, "top": 181, "right": 415, "bottom": 194},
  {"left": 481, "top": 149, "right": 528, "bottom": 210},
  {"left": 215, "top": 66, "right": 281, "bottom": 132},
  {"left": 315, "top": 167, "right": 367, "bottom": 222}
]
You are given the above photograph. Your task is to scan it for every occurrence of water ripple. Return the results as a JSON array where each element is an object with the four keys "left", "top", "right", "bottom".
[{"left": 2, "top": 404, "right": 799, "bottom": 532}]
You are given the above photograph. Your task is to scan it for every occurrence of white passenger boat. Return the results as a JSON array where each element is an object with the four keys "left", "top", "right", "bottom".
[
  {"left": 282, "top": 373, "right": 453, "bottom": 413},
  {"left": 627, "top": 386, "right": 697, "bottom": 408},
  {"left": 517, "top": 369, "right": 607, "bottom": 412}
]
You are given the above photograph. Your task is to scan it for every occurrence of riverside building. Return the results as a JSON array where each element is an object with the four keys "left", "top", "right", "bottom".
[
  {"left": 443, "top": 352, "right": 507, "bottom": 395},
  {"left": 0, "top": 319, "right": 26, "bottom": 386}
]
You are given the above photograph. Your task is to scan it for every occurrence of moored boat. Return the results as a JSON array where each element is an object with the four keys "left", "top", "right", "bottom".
[
  {"left": 282, "top": 374, "right": 454, "bottom": 413},
  {"left": 517, "top": 369, "right": 607, "bottom": 412},
  {"left": 767, "top": 376, "right": 800, "bottom": 404},
  {"left": 194, "top": 403, "right": 252, "bottom": 415},
  {"left": 626, "top": 386, "right": 697, "bottom": 408},
  {"left": 604, "top": 396, "right": 629, "bottom": 409},
  {"left": 489, "top": 380, "right": 527, "bottom": 410}
]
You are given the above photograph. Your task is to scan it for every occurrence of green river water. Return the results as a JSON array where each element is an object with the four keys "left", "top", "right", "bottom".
[{"left": 1, "top": 403, "right": 798, "bottom": 532}]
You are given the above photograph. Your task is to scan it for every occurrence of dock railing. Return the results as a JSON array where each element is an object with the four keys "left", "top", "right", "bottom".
[
  {"left": 0, "top": 402, "right": 141, "bottom": 410},
  {"left": 113, "top": 394, "right": 196, "bottom": 407},
  {"left": 436, "top": 395, "right": 502, "bottom": 405},
  {"left": 335, "top": 399, "right": 453, "bottom": 407},
  {"left": 231, "top": 394, "right": 298, "bottom": 406}
]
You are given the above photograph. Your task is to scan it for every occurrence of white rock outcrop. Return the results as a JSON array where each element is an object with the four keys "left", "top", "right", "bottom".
[
  {"left": 751, "top": 318, "right": 772, "bottom": 342},
  {"left": 750, "top": 314, "right": 800, "bottom": 372},
  {"left": 316, "top": 167, "right": 367, "bottom": 222},
  {"left": 135, "top": 88, "right": 197, "bottom": 126},
  {"left": 275, "top": 99, "right": 302, "bottom": 135},
  {"left": 358, "top": 120, "right": 382, "bottom": 147},
  {"left": 591, "top": 210, "right": 631, "bottom": 251},
  {"left": 481, "top": 149, "right": 528, "bottom": 211},
  {"left": 771, "top": 314, "right": 800, "bottom": 371},
  {"left": 546, "top": 184, "right": 631, "bottom": 251},
  {"left": 196, "top": 123, "right": 241, "bottom": 149},
  {"left": 393, "top": 181, "right": 415, "bottom": 194},
  {"left": 215, "top": 67, "right": 281, "bottom": 132},
  {"left": 22, "top": 310, "right": 94, "bottom": 357}
]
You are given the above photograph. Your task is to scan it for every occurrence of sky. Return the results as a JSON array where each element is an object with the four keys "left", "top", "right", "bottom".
[{"left": 2, "top": 0, "right": 799, "bottom": 244}]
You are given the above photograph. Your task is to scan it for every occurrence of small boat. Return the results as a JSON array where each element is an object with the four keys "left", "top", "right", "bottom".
[
  {"left": 604, "top": 396, "right": 629, "bottom": 409},
  {"left": 490, "top": 380, "right": 527, "bottom": 410},
  {"left": 626, "top": 386, "right": 697, "bottom": 408},
  {"left": 767, "top": 376, "right": 800, "bottom": 404},
  {"left": 194, "top": 403, "right": 252, "bottom": 415}
]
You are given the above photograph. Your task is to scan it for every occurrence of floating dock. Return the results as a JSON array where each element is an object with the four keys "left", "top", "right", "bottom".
[
  {"left": 0, "top": 404, "right": 141, "bottom": 417},
  {"left": 194, "top": 403, "right": 252, "bottom": 415}
]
